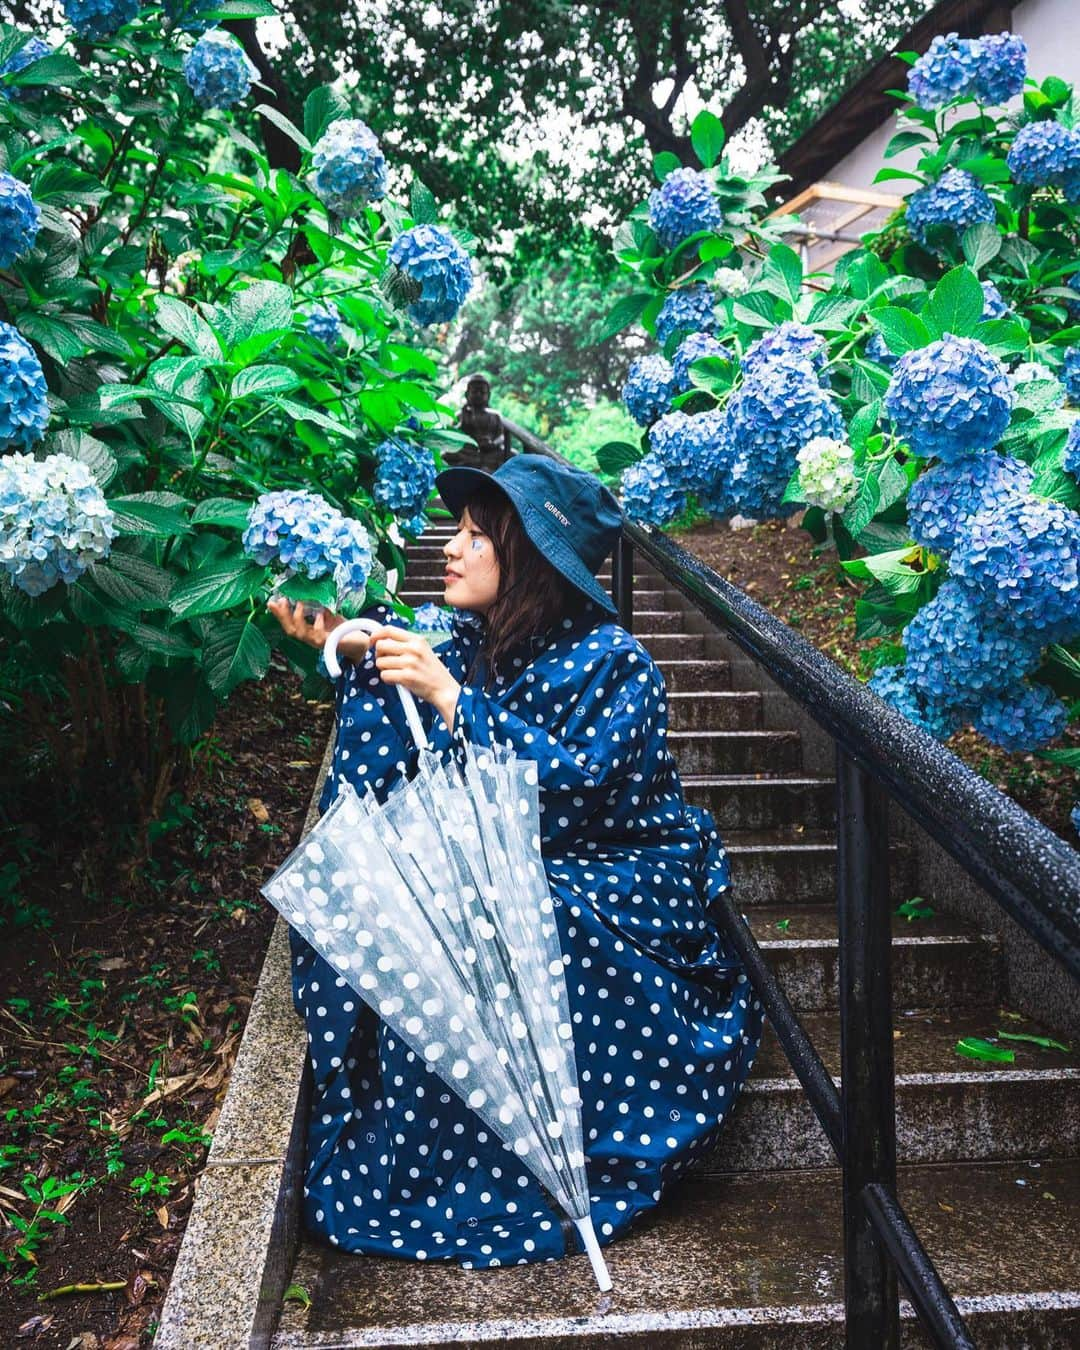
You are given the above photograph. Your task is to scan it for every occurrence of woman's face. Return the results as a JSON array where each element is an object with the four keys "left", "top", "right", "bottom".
[{"left": 442, "top": 506, "right": 500, "bottom": 613}]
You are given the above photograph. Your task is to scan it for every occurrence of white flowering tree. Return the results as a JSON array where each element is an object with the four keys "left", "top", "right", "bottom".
[
  {"left": 601, "top": 34, "right": 1080, "bottom": 770},
  {"left": 0, "top": 3, "right": 475, "bottom": 823}
]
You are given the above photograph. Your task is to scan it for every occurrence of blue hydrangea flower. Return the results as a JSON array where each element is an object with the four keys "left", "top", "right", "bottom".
[
  {"left": 1062, "top": 347, "right": 1080, "bottom": 403},
  {"left": 0, "top": 452, "right": 116, "bottom": 596},
  {"left": 411, "top": 601, "right": 454, "bottom": 634},
  {"left": 244, "top": 489, "right": 347, "bottom": 576},
  {"left": 980, "top": 280, "right": 1009, "bottom": 320},
  {"left": 655, "top": 284, "right": 718, "bottom": 347},
  {"left": 372, "top": 436, "right": 437, "bottom": 520},
  {"left": 884, "top": 335, "right": 1013, "bottom": 461},
  {"left": 1065, "top": 272, "right": 1080, "bottom": 322},
  {"left": 0, "top": 174, "right": 40, "bottom": 269},
  {"left": 907, "top": 33, "right": 979, "bottom": 109},
  {"left": 622, "top": 354, "right": 675, "bottom": 426},
  {"left": 306, "top": 301, "right": 341, "bottom": 346},
  {"left": 973, "top": 679, "right": 1069, "bottom": 751},
  {"left": 620, "top": 452, "right": 686, "bottom": 527},
  {"left": 906, "top": 169, "right": 996, "bottom": 250},
  {"left": 163, "top": 0, "right": 217, "bottom": 33},
  {"left": 330, "top": 515, "right": 374, "bottom": 597},
  {"left": 0, "top": 36, "right": 52, "bottom": 100},
  {"left": 183, "top": 29, "right": 257, "bottom": 109},
  {"left": 906, "top": 452, "right": 1035, "bottom": 553},
  {"left": 741, "top": 322, "right": 828, "bottom": 383},
  {"left": 647, "top": 168, "right": 724, "bottom": 251},
  {"left": 387, "top": 225, "right": 473, "bottom": 326},
  {"left": 64, "top": 0, "right": 139, "bottom": 40},
  {"left": 1065, "top": 420, "right": 1080, "bottom": 480},
  {"left": 723, "top": 360, "right": 846, "bottom": 517},
  {"left": 672, "top": 332, "right": 732, "bottom": 392},
  {"left": 902, "top": 579, "right": 1042, "bottom": 710},
  {"left": 648, "top": 408, "right": 733, "bottom": 498},
  {"left": 1007, "top": 120, "right": 1080, "bottom": 193},
  {"left": 311, "top": 118, "right": 387, "bottom": 215},
  {"left": 1011, "top": 361, "right": 1061, "bottom": 404},
  {"left": 974, "top": 33, "right": 1027, "bottom": 105},
  {"left": 711, "top": 266, "right": 749, "bottom": 299},
  {"left": 867, "top": 663, "right": 960, "bottom": 740},
  {"left": 949, "top": 494, "right": 1080, "bottom": 640},
  {"left": 866, "top": 332, "right": 898, "bottom": 368},
  {"left": 0, "top": 323, "right": 49, "bottom": 451},
  {"left": 1072, "top": 802, "right": 1080, "bottom": 837}
]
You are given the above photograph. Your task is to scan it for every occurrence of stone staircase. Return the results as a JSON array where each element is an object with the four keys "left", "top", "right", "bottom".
[{"left": 272, "top": 524, "right": 1080, "bottom": 1348}]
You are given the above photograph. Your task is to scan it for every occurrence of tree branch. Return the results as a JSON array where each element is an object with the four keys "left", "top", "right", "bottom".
[{"left": 224, "top": 18, "right": 303, "bottom": 172}]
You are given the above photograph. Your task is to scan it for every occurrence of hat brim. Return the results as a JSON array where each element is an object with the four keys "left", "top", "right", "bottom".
[{"left": 435, "top": 466, "right": 616, "bottom": 615}]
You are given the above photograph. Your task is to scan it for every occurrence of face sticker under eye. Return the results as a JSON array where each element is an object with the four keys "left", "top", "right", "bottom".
[{"left": 469, "top": 537, "right": 485, "bottom": 552}]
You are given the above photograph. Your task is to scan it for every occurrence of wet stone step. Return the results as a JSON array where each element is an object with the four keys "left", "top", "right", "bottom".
[
  {"left": 655, "top": 659, "right": 732, "bottom": 693},
  {"left": 667, "top": 729, "right": 801, "bottom": 775},
  {"left": 722, "top": 832, "right": 917, "bottom": 906},
  {"left": 635, "top": 633, "right": 708, "bottom": 661},
  {"left": 683, "top": 776, "right": 835, "bottom": 832},
  {"left": 667, "top": 692, "right": 762, "bottom": 732},
  {"left": 748, "top": 904, "right": 1003, "bottom": 1013},
  {"left": 706, "top": 1007, "right": 1080, "bottom": 1172},
  {"left": 272, "top": 1160, "right": 1080, "bottom": 1348}
]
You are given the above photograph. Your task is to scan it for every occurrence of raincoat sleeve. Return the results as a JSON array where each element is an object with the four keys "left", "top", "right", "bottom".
[{"left": 450, "top": 636, "right": 661, "bottom": 796}]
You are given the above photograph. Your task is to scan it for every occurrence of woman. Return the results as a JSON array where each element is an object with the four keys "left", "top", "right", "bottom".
[{"left": 268, "top": 455, "right": 763, "bottom": 1270}]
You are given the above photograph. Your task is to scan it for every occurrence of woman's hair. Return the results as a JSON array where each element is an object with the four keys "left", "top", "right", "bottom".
[{"left": 463, "top": 479, "right": 582, "bottom": 686}]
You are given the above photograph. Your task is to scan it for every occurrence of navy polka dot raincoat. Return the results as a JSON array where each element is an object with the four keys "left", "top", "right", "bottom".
[{"left": 289, "top": 600, "right": 763, "bottom": 1268}]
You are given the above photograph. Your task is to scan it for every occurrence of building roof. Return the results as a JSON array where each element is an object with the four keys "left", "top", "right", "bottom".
[{"left": 777, "top": 0, "right": 1019, "bottom": 199}]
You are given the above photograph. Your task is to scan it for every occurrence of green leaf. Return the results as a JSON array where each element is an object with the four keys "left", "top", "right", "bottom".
[
  {"left": 848, "top": 402, "right": 881, "bottom": 453},
  {"left": 804, "top": 294, "right": 861, "bottom": 331},
  {"left": 884, "top": 130, "right": 931, "bottom": 158},
  {"left": 128, "top": 621, "right": 198, "bottom": 659},
  {"left": 594, "top": 292, "right": 653, "bottom": 343},
  {"left": 276, "top": 574, "right": 336, "bottom": 606},
  {"left": 191, "top": 498, "right": 252, "bottom": 529},
  {"left": 224, "top": 280, "right": 294, "bottom": 348},
  {"left": 283, "top": 1284, "right": 312, "bottom": 1310},
  {"left": 109, "top": 495, "right": 192, "bottom": 538},
  {"left": 275, "top": 397, "right": 356, "bottom": 438},
  {"left": 896, "top": 897, "right": 934, "bottom": 921},
  {"left": 954, "top": 1038, "right": 1015, "bottom": 1064},
  {"left": 5, "top": 53, "right": 89, "bottom": 90},
  {"left": 690, "top": 109, "right": 725, "bottom": 168},
  {"left": 202, "top": 0, "right": 277, "bottom": 14},
  {"left": 31, "top": 159, "right": 105, "bottom": 205},
  {"left": 90, "top": 553, "right": 174, "bottom": 610},
  {"left": 758, "top": 243, "right": 803, "bottom": 308},
  {"left": 169, "top": 558, "right": 268, "bottom": 620},
  {"left": 961, "top": 222, "right": 1002, "bottom": 272},
  {"left": 733, "top": 292, "right": 781, "bottom": 329},
  {"left": 230, "top": 364, "right": 302, "bottom": 399},
  {"left": 595, "top": 441, "right": 644, "bottom": 475},
  {"left": 872, "top": 167, "right": 927, "bottom": 186},
  {"left": 869, "top": 307, "right": 932, "bottom": 354},
  {"left": 927, "top": 265, "right": 985, "bottom": 338},
  {"left": 46, "top": 429, "right": 117, "bottom": 491},
  {"left": 154, "top": 296, "right": 222, "bottom": 362},
  {"left": 996, "top": 1030, "right": 1071, "bottom": 1053},
  {"left": 253, "top": 103, "right": 311, "bottom": 152},
  {"left": 165, "top": 668, "right": 218, "bottom": 745},
  {"left": 202, "top": 619, "right": 271, "bottom": 696},
  {"left": 409, "top": 178, "right": 438, "bottom": 225},
  {"left": 841, "top": 546, "right": 925, "bottom": 594},
  {"left": 1036, "top": 746, "right": 1080, "bottom": 769},
  {"left": 303, "top": 85, "right": 349, "bottom": 145},
  {"left": 652, "top": 151, "right": 681, "bottom": 183}
]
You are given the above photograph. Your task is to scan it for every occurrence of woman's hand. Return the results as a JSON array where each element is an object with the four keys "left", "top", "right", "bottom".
[
  {"left": 368, "top": 625, "right": 461, "bottom": 730},
  {"left": 266, "top": 597, "right": 370, "bottom": 662}
]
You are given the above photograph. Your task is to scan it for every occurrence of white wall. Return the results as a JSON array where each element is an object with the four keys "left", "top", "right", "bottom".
[{"left": 825, "top": 0, "right": 1080, "bottom": 191}]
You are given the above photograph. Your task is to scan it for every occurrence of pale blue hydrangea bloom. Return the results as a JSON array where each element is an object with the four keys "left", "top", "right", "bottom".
[
  {"left": 411, "top": 601, "right": 454, "bottom": 634},
  {"left": 973, "top": 679, "right": 1069, "bottom": 751},
  {"left": 742, "top": 322, "right": 828, "bottom": 384},
  {"left": 908, "top": 33, "right": 980, "bottom": 109},
  {"left": 1064, "top": 421, "right": 1080, "bottom": 480},
  {"left": 711, "top": 266, "right": 749, "bottom": 299},
  {"left": 64, "top": 0, "right": 139, "bottom": 40},
  {"left": 980, "top": 280, "right": 1009, "bottom": 319},
  {"left": 164, "top": 0, "right": 217, "bottom": 32},
  {"left": 0, "top": 323, "right": 49, "bottom": 450},
  {"left": 884, "top": 335, "right": 1013, "bottom": 461},
  {"left": 655, "top": 284, "right": 718, "bottom": 346},
  {"left": 243, "top": 489, "right": 371, "bottom": 598},
  {"left": 906, "top": 169, "right": 996, "bottom": 249},
  {"left": 331, "top": 515, "right": 374, "bottom": 597},
  {"left": 866, "top": 332, "right": 898, "bottom": 368},
  {"left": 311, "top": 118, "right": 387, "bottom": 214},
  {"left": 906, "top": 453, "right": 1035, "bottom": 553},
  {"left": 867, "top": 663, "right": 959, "bottom": 741},
  {"left": 1007, "top": 120, "right": 1080, "bottom": 195},
  {"left": 622, "top": 354, "right": 675, "bottom": 427},
  {"left": 183, "top": 29, "right": 257, "bottom": 109},
  {"left": 620, "top": 452, "right": 686, "bottom": 527},
  {"left": 1062, "top": 347, "right": 1080, "bottom": 403},
  {"left": 387, "top": 225, "right": 473, "bottom": 326},
  {"left": 647, "top": 168, "right": 724, "bottom": 250},
  {"left": 373, "top": 436, "right": 437, "bottom": 520},
  {"left": 0, "top": 452, "right": 116, "bottom": 596},
  {"left": 0, "top": 173, "right": 40, "bottom": 268},
  {"left": 0, "top": 36, "right": 52, "bottom": 100},
  {"left": 974, "top": 33, "right": 1028, "bottom": 104},
  {"left": 648, "top": 407, "right": 733, "bottom": 498},
  {"left": 306, "top": 301, "right": 341, "bottom": 346}
]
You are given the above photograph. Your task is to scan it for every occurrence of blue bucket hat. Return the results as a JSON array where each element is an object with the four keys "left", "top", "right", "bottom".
[{"left": 435, "top": 456, "right": 623, "bottom": 615}]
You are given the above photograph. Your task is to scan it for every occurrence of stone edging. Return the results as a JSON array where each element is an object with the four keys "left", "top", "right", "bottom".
[{"left": 154, "top": 734, "right": 333, "bottom": 1348}]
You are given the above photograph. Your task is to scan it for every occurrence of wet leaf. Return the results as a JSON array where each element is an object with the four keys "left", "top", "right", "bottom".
[
  {"left": 774, "top": 918, "right": 791, "bottom": 932},
  {"left": 954, "top": 1037, "right": 1015, "bottom": 1064},
  {"left": 283, "top": 1282, "right": 312, "bottom": 1309},
  {"left": 155, "top": 1204, "right": 170, "bottom": 1229},
  {"left": 937, "top": 1200, "right": 954, "bottom": 1212},
  {"left": 247, "top": 797, "right": 270, "bottom": 823},
  {"left": 896, "top": 898, "right": 934, "bottom": 921},
  {"left": 17, "top": 1315, "right": 54, "bottom": 1337},
  {"left": 125, "top": 1268, "right": 156, "bottom": 1306},
  {"left": 996, "top": 1031, "right": 1071, "bottom": 1053}
]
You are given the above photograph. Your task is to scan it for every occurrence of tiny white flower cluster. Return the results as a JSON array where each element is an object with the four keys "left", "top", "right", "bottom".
[{"left": 795, "top": 436, "right": 859, "bottom": 513}]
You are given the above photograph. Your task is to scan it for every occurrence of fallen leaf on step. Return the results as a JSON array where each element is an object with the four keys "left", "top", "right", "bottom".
[
  {"left": 937, "top": 1200, "right": 954, "bottom": 1212},
  {"left": 98, "top": 957, "right": 129, "bottom": 972},
  {"left": 287, "top": 760, "right": 313, "bottom": 769},
  {"left": 247, "top": 797, "right": 270, "bottom": 823},
  {"left": 17, "top": 1315, "right": 54, "bottom": 1338},
  {"left": 155, "top": 1205, "right": 170, "bottom": 1229}
]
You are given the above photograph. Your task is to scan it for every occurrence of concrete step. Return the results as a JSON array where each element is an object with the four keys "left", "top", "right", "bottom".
[
  {"left": 683, "top": 775, "right": 836, "bottom": 831},
  {"left": 636, "top": 632, "right": 707, "bottom": 661},
  {"left": 667, "top": 728, "right": 801, "bottom": 774},
  {"left": 723, "top": 831, "right": 917, "bottom": 905},
  {"left": 748, "top": 905, "right": 1002, "bottom": 1013},
  {"left": 273, "top": 1160, "right": 1080, "bottom": 1348},
  {"left": 668, "top": 691, "right": 762, "bottom": 731},
  {"left": 710, "top": 1007, "right": 1080, "bottom": 1172},
  {"left": 622, "top": 609, "right": 683, "bottom": 633},
  {"left": 656, "top": 659, "right": 732, "bottom": 692}
]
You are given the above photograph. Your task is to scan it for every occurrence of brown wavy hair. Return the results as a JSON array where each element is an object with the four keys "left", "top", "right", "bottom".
[{"left": 461, "top": 479, "right": 584, "bottom": 687}]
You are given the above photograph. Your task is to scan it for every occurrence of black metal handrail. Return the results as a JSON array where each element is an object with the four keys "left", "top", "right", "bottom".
[{"left": 501, "top": 416, "right": 1080, "bottom": 1350}]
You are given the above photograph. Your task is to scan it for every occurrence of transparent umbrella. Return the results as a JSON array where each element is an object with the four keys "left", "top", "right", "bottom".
[{"left": 261, "top": 618, "right": 612, "bottom": 1290}]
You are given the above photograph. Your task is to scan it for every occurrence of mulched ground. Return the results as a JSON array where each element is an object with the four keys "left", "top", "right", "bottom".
[
  {"left": 676, "top": 515, "right": 1079, "bottom": 842},
  {"left": 0, "top": 664, "right": 333, "bottom": 1349}
]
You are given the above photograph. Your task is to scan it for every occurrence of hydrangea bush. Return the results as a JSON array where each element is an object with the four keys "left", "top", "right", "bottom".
[
  {"left": 0, "top": 6, "right": 474, "bottom": 822},
  {"left": 600, "top": 37, "right": 1080, "bottom": 762}
]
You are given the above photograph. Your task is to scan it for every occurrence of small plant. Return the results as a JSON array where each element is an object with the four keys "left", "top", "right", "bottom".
[
  {"left": 129, "top": 1167, "right": 173, "bottom": 1201},
  {"left": 0, "top": 1172, "right": 89, "bottom": 1285},
  {"left": 192, "top": 947, "right": 222, "bottom": 975}
]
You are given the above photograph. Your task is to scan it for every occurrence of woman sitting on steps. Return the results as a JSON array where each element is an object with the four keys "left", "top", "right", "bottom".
[{"left": 268, "top": 454, "right": 762, "bottom": 1270}]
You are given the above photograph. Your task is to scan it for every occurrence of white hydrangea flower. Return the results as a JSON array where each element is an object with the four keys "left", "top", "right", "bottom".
[
  {"left": 1010, "top": 361, "right": 1057, "bottom": 386},
  {"left": 796, "top": 436, "right": 859, "bottom": 513},
  {"left": 711, "top": 266, "right": 750, "bottom": 299},
  {"left": 0, "top": 452, "right": 116, "bottom": 595}
]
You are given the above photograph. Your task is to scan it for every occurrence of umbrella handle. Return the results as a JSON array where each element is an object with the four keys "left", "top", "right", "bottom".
[
  {"left": 323, "top": 618, "right": 431, "bottom": 752},
  {"left": 574, "top": 1216, "right": 613, "bottom": 1292}
]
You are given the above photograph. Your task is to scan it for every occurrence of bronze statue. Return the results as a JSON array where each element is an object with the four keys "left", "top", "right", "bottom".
[{"left": 444, "top": 376, "right": 511, "bottom": 472}]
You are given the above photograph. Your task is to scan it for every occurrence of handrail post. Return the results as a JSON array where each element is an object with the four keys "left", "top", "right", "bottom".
[
  {"left": 612, "top": 534, "right": 634, "bottom": 633},
  {"left": 836, "top": 748, "right": 898, "bottom": 1350}
]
